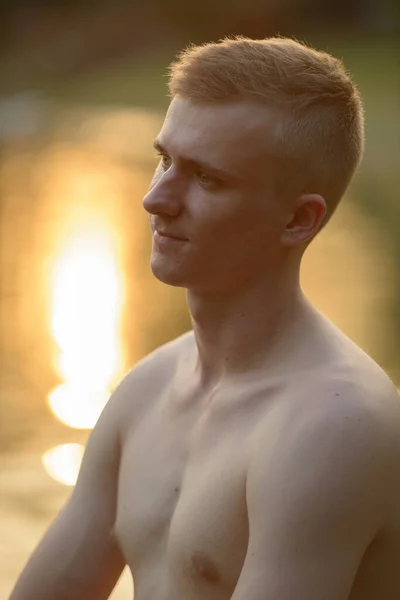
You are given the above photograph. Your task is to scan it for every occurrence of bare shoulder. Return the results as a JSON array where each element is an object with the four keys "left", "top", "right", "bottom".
[
  {"left": 290, "top": 311, "right": 400, "bottom": 455},
  {"left": 311, "top": 340, "right": 400, "bottom": 449},
  {"left": 248, "top": 360, "right": 400, "bottom": 543},
  {"left": 293, "top": 339, "right": 400, "bottom": 461},
  {"left": 305, "top": 364, "right": 400, "bottom": 463},
  {"left": 274, "top": 352, "right": 400, "bottom": 512},
  {"left": 106, "top": 330, "right": 194, "bottom": 436}
]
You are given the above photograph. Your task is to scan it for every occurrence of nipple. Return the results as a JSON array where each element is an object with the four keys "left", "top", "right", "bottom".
[{"left": 190, "top": 551, "right": 221, "bottom": 584}]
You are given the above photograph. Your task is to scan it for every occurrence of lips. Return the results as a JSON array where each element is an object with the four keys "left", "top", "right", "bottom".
[
  {"left": 153, "top": 226, "right": 188, "bottom": 241},
  {"left": 159, "top": 231, "right": 185, "bottom": 240}
]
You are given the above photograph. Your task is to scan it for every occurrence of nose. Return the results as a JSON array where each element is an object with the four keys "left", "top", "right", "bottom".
[{"left": 143, "top": 166, "right": 184, "bottom": 218}]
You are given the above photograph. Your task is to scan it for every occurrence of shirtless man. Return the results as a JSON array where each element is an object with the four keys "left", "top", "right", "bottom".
[{"left": 10, "top": 36, "right": 400, "bottom": 600}]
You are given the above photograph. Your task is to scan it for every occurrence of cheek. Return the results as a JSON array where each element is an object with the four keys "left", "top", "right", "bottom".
[
  {"left": 197, "top": 207, "right": 253, "bottom": 247},
  {"left": 188, "top": 189, "right": 274, "bottom": 244},
  {"left": 218, "top": 206, "right": 277, "bottom": 252}
]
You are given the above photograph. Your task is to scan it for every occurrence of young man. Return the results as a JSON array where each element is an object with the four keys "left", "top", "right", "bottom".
[{"left": 10, "top": 36, "right": 400, "bottom": 600}]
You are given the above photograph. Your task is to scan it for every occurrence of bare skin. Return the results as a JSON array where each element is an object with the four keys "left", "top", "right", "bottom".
[
  {"left": 10, "top": 96, "right": 400, "bottom": 600},
  {"left": 115, "top": 326, "right": 400, "bottom": 600}
]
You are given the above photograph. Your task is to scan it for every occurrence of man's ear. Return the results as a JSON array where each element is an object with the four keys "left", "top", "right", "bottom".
[{"left": 280, "top": 193, "right": 327, "bottom": 246}]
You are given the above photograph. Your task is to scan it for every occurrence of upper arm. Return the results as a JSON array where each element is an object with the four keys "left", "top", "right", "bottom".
[
  {"left": 10, "top": 381, "right": 129, "bottom": 600},
  {"left": 231, "top": 386, "right": 398, "bottom": 600},
  {"left": 10, "top": 337, "right": 184, "bottom": 600}
]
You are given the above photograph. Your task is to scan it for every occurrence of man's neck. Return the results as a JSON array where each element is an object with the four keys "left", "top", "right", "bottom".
[{"left": 187, "top": 269, "right": 312, "bottom": 387}]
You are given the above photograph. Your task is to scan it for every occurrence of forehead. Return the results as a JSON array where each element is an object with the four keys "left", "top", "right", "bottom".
[{"left": 158, "top": 97, "right": 282, "bottom": 176}]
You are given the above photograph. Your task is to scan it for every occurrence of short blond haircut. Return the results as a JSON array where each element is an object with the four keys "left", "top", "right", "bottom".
[{"left": 168, "top": 36, "right": 364, "bottom": 226}]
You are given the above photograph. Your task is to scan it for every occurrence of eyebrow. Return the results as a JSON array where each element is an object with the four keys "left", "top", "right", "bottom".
[{"left": 153, "top": 139, "right": 238, "bottom": 183}]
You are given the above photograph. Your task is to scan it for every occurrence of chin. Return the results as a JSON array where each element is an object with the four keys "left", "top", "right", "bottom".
[
  {"left": 150, "top": 254, "right": 218, "bottom": 292},
  {"left": 150, "top": 260, "right": 188, "bottom": 288}
]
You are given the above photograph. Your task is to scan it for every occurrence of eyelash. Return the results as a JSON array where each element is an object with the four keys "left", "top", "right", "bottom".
[
  {"left": 155, "top": 152, "right": 220, "bottom": 187},
  {"left": 155, "top": 152, "right": 171, "bottom": 170}
]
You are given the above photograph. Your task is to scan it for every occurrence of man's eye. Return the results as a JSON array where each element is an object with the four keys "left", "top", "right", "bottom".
[
  {"left": 156, "top": 153, "right": 172, "bottom": 170},
  {"left": 196, "top": 172, "right": 218, "bottom": 187}
]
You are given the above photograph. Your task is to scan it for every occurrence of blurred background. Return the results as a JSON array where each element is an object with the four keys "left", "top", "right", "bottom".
[{"left": 0, "top": 0, "right": 399, "bottom": 597}]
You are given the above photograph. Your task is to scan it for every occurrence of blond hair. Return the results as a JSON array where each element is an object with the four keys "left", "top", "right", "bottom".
[{"left": 168, "top": 36, "right": 364, "bottom": 226}]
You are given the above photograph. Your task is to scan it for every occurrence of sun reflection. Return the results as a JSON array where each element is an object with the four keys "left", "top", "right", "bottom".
[
  {"left": 44, "top": 226, "right": 124, "bottom": 485},
  {"left": 42, "top": 444, "right": 85, "bottom": 487},
  {"left": 50, "top": 231, "right": 123, "bottom": 387},
  {"left": 48, "top": 384, "right": 110, "bottom": 429}
]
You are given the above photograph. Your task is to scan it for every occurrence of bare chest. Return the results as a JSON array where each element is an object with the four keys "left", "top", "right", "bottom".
[{"left": 115, "top": 390, "right": 262, "bottom": 597}]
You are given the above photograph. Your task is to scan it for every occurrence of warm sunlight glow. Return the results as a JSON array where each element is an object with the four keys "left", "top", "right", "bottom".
[
  {"left": 44, "top": 225, "right": 125, "bottom": 485},
  {"left": 51, "top": 231, "right": 123, "bottom": 388},
  {"left": 48, "top": 384, "right": 110, "bottom": 429},
  {"left": 42, "top": 443, "right": 85, "bottom": 487}
]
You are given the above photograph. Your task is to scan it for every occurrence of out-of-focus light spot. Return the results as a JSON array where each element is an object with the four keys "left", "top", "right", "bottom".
[
  {"left": 50, "top": 230, "right": 123, "bottom": 389},
  {"left": 43, "top": 223, "right": 125, "bottom": 485},
  {"left": 46, "top": 227, "right": 123, "bottom": 434},
  {"left": 48, "top": 383, "right": 110, "bottom": 429},
  {"left": 42, "top": 443, "right": 85, "bottom": 487}
]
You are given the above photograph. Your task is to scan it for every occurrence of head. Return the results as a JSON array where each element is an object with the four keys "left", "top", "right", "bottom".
[{"left": 143, "top": 35, "right": 364, "bottom": 294}]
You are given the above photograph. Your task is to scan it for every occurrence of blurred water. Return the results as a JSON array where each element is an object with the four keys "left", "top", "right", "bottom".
[
  {"left": 0, "top": 102, "right": 398, "bottom": 598},
  {"left": 0, "top": 103, "right": 173, "bottom": 599},
  {"left": 0, "top": 453, "right": 133, "bottom": 598}
]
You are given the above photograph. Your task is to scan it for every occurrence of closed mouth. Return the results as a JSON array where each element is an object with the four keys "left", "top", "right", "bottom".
[{"left": 155, "top": 228, "right": 187, "bottom": 241}]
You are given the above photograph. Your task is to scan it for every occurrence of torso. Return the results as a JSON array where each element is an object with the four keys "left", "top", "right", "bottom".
[{"left": 114, "top": 328, "right": 400, "bottom": 600}]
